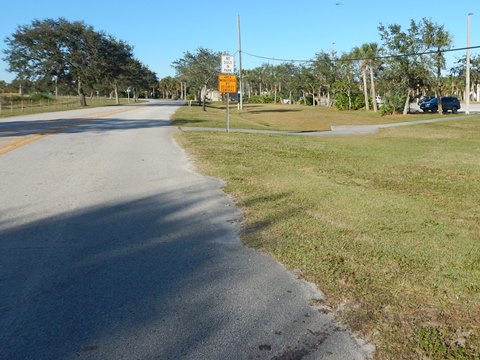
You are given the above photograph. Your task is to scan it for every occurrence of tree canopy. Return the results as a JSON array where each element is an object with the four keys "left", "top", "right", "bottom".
[
  {"left": 3, "top": 18, "right": 157, "bottom": 105},
  {"left": 161, "top": 17, "right": 466, "bottom": 116},
  {"left": 172, "top": 48, "right": 222, "bottom": 110}
]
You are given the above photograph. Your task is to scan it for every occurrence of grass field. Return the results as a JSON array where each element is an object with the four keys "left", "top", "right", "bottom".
[
  {"left": 0, "top": 96, "right": 135, "bottom": 118},
  {"left": 172, "top": 102, "right": 464, "bottom": 131},
  {"left": 174, "top": 104, "right": 480, "bottom": 359}
]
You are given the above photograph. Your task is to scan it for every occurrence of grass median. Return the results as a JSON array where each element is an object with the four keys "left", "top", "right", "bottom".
[{"left": 174, "top": 106, "right": 480, "bottom": 359}]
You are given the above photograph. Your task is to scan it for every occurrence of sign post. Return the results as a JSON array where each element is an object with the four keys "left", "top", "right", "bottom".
[{"left": 218, "top": 73, "right": 237, "bottom": 133}]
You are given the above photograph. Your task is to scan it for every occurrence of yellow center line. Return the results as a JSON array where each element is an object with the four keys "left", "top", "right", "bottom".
[
  {"left": 0, "top": 106, "right": 138, "bottom": 155},
  {"left": 0, "top": 134, "right": 48, "bottom": 155}
]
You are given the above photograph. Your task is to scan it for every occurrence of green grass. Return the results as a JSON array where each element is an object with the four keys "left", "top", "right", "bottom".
[
  {"left": 0, "top": 96, "right": 135, "bottom": 118},
  {"left": 172, "top": 102, "right": 465, "bottom": 131},
  {"left": 175, "top": 115, "right": 480, "bottom": 359}
]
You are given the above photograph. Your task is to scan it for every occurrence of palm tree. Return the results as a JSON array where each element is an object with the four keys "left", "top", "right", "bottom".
[
  {"left": 352, "top": 45, "right": 370, "bottom": 111},
  {"left": 365, "top": 43, "right": 381, "bottom": 112}
]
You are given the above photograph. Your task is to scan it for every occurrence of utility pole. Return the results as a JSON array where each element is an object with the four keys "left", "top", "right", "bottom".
[
  {"left": 466, "top": 13, "right": 473, "bottom": 115},
  {"left": 237, "top": 14, "right": 243, "bottom": 111}
]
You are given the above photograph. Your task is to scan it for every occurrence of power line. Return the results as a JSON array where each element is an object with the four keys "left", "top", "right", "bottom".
[{"left": 243, "top": 45, "right": 480, "bottom": 64}]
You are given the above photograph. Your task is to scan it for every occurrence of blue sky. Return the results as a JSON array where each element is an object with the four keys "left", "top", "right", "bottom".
[{"left": 1, "top": 0, "right": 479, "bottom": 82}]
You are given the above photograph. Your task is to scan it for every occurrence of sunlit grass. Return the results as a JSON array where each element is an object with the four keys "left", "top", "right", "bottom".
[
  {"left": 175, "top": 117, "right": 480, "bottom": 359},
  {"left": 171, "top": 102, "right": 466, "bottom": 132}
]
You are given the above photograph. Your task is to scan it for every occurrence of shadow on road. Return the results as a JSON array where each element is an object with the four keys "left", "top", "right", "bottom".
[
  {"left": 0, "top": 118, "right": 172, "bottom": 138},
  {"left": 0, "top": 183, "right": 347, "bottom": 359},
  {"left": 0, "top": 100, "right": 182, "bottom": 139},
  {"left": 0, "top": 186, "right": 239, "bottom": 359}
]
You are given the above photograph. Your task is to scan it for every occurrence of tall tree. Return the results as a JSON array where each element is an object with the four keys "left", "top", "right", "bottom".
[
  {"left": 422, "top": 19, "right": 452, "bottom": 113},
  {"left": 172, "top": 48, "right": 221, "bottom": 111},
  {"left": 159, "top": 76, "right": 180, "bottom": 99},
  {"left": 96, "top": 37, "right": 134, "bottom": 104},
  {"left": 353, "top": 43, "right": 382, "bottom": 112},
  {"left": 378, "top": 20, "right": 429, "bottom": 114},
  {"left": 378, "top": 19, "right": 452, "bottom": 114},
  {"left": 365, "top": 43, "right": 381, "bottom": 112},
  {"left": 3, "top": 18, "right": 151, "bottom": 106},
  {"left": 333, "top": 52, "right": 361, "bottom": 110},
  {"left": 311, "top": 51, "right": 337, "bottom": 107},
  {"left": 352, "top": 45, "right": 370, "bottom": 110}
]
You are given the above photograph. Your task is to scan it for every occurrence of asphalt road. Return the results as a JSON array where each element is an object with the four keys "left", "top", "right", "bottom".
[{"left": 0, "top": 100, "right": 373, "bottom": 359}]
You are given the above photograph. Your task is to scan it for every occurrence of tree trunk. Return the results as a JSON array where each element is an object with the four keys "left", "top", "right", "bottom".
[
  {"left": 362, "top": 66, "right": 369, "bottom": 111},
  {"left": 402, "top": 89, "right": 410, "bottom": 115},
  {"left": 114, "top": 83, "right": 119, "bottom": 105},
  {"left": 369, "top": 66, "right": 377, "bottom": 112},
  {"left": 77, "top": 78, "right": 87, "bottom": 106},
  {"left": 202, "top": 84, "right": 207, "bottom": 111}
]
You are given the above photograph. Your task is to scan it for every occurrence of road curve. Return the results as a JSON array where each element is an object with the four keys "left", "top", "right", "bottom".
[{"left": 0, "top": 100, "right": 373, "bottom": 359}]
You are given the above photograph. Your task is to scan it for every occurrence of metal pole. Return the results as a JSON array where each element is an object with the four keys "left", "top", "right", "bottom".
[
  {"left": 466, "top": 13, "right": 473, "bottom": 115},
  {"left": 237, "top": 14, "right": 243, "bottom": 111},
  {"left": 226, "top": 93, "right": 230, "bottom": 133}
]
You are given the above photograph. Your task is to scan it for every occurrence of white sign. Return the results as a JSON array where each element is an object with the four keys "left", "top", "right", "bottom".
[{"left": 221, "top": 55, "right": 234, "bottom": 74}]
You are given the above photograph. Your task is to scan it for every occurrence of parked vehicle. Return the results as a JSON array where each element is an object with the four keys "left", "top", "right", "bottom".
[
  {"left": 418, "top": 95, "right": 433, "bottom": 106},
  {"left": 419, "top": 96, "right": 460, "bottom": 113}
]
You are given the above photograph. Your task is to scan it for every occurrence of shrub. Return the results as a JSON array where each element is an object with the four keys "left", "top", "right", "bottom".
[
  {"left": 334, "top": 92, "right": 365, "bottom": 111},
  {"left": 380, "top": 91, "right": 406, "bottom": 115},
  {"left": 249, "top": 94, "right": 275, "bottom": 104},
  {"left": 29, "top": 93, "right": 52, "bottom": 102}
]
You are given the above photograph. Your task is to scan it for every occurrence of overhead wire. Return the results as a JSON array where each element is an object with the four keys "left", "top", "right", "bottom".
[{"left": 242, "top": 45, "right": 480, "bottom": 64}]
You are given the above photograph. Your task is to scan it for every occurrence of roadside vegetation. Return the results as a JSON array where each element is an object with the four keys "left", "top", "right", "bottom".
[
  {"left": 174, "top": 104, "right": 480, "bottom": 359},
  {"left": 166, "top": 18, "right": 477, "bottom": 117},
  {"left": 2, "top": 18, "right": 157, "bottom": 107}
]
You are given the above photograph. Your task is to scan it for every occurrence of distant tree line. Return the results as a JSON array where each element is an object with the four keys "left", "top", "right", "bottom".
[
  {"left": 3, "top": 17, "right": 478, "bottom": 115},
  {"left": 2, "top": 18, "right": 158, "bottom": 106},
  {"left": 166, "top": 18, "right": 478, "bottom": 115}
]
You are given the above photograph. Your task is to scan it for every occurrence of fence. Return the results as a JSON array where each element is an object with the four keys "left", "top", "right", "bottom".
[{"left": 0, "top": 96, "right": 122, "bottom": 117}]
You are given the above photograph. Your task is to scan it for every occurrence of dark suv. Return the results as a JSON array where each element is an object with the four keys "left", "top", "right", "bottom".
[{"left": 420, "top": 96, "right": 461, "bottom": 113}]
